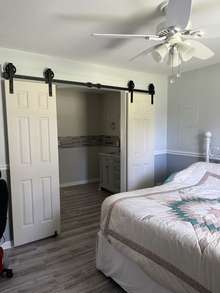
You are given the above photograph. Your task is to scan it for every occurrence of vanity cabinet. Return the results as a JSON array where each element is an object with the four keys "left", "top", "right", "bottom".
[{"left": 99, "top": 153, "right": 120, "bottom": 193}]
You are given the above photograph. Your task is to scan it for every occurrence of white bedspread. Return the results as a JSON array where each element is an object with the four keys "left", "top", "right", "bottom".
[{"left": 100, "top": 162, "right": 220, "bottom": 293}]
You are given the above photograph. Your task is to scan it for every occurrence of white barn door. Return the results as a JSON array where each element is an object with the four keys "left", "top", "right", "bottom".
[
  {"left": 5, "top": 80, "right": 60, "bottom": 247},
  {"left": 127, "top": 92, "right": 155, "bottom": 191}
]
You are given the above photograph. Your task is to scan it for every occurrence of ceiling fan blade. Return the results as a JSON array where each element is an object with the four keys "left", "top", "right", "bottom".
[
  {"left": 92, "top": 33, "right": 161, "bottom": 41},
  {"left": 93, "top": 6, "right": 164, "bottom": 50},
  {"left": 130, "top": 45, "right": 159, "bottom": 61},
  {"left": 166, "top": 0, "right": 192, "bottom": 30},
  {"left": 188, "top": 40, "right": 215, "bottom": 60}
]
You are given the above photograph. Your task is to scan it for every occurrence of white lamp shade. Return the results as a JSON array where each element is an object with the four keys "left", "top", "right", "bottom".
[
  {"left": 167, "top": 47, "right": 181, "bottom": 67},
  {"left": 178, "top": 41, "right": 195, "bottom": 62},
  {"left": 151, "top": 44, "right": 169, "bottom": 63}
]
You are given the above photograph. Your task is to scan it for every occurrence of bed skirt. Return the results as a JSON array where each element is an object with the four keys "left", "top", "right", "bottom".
[{"left": 96, "top": 231, "right": 173, "bottom": 293}]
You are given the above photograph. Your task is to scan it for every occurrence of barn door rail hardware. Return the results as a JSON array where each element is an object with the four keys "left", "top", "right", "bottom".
[
  {"left": 2, "top": 63, "right": 16, "bottom": 94},
  {"left": 44, "top": 68, "right": 54, "bottom": 97},
  {"left": 128, "top": 80, "right": 135, "bottom": 103},
  {"left": 2, "top": 62, "right": 155, "bottom": 104}
]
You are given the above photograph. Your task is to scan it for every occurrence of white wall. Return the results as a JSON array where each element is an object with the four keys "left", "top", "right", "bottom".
[
  {"left": 168, "top": 63, "right": 220, "bottom": 156},
  {"left": 0, "top": 47, "right": 168, "bottom": 171}
]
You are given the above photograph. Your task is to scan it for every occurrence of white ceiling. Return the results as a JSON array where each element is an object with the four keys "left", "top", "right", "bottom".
[{"left": 0, "top": 0, "right": 220, "bottom": 74}]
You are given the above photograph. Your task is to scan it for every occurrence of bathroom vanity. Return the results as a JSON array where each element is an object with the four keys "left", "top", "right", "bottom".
[{"left": 99, "top": 152, "right": 120, "bottom": 193}]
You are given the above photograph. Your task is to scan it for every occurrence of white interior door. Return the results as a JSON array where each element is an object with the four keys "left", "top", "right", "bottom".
[
  {"left": 127, "top": 92, "right": 155, "bottom": 191},
  {"left": 4, "top": 80, "right": 60, "bottom": 247}
]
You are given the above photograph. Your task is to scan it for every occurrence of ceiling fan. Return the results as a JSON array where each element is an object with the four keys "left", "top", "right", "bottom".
[{"left": 92, "top": 0, "right": 215, "bottom": 74}]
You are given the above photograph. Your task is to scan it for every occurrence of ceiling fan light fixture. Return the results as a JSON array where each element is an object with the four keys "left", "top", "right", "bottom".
[
  {"left": 181, "top": 50, "right": 194, "bottom": 62},
  {"left": 151, "top": 43, "right": 170, "bottom": 63},
  {"left": 167, "top": 46, "right": 181, "bottom": 67},
  {"left": 177, "top": 41, "right": 194, "bottom": 62}
]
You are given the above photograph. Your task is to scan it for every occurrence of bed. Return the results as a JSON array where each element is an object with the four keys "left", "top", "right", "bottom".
[{"left": 96, "top": 162, "right": 220, "bottom": 293}]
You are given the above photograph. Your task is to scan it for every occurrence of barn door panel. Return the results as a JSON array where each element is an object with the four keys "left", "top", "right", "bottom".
[
  {"left": 5, "top": 80, "right": 60, "bottom": 246},
  {"left": 127, "top": 93, "right": 155, "bottom": 191}
]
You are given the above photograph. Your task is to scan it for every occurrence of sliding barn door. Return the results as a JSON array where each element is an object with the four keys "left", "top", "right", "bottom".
[
  {"left": 4, "top": 80, "right": 60, "bottom": 246},
  {"left": 127, "top": 92, "right": 155, "bottom": 191}
]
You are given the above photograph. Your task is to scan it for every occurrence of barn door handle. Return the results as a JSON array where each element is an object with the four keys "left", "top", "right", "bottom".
[{"left": 3, "top": 63, "right": 16, "bottom": 94}]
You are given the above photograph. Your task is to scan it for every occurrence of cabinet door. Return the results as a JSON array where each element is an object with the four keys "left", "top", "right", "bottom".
[
  {"left": 112, "top": 158, "right": 120, "bottom": 193},
  {"left": 101, "top": 157, "right": 111, "bottom": 190}
]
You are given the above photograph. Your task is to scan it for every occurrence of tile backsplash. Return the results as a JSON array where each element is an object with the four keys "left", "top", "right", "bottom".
[{"left": 59, "top": 135, "right": 120, "bottom": 148}]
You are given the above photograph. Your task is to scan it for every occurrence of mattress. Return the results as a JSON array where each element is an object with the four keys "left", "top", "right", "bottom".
[{"left": 99, "top": 162, "right": 220, "bottom": 293}]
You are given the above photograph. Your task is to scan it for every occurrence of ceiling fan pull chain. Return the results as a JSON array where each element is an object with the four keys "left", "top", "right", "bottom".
[{"left": 177, "top": 62, "right": 181, "bottom": 78}]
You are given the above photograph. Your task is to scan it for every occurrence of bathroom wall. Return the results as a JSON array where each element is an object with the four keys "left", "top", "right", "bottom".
[
  {"left": 100, "top": 91, "right": 121, "bottom": 154},
  {"left": 101, "top": 91, "right": 121, "bottom": 137},
  {"left": 57, "top": 87, "right": 121, "bottom": 186},
  {"left": 57, "top": 87, "right": 101, "bottom": 186}
]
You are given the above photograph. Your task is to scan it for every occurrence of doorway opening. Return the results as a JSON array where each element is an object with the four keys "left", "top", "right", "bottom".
[{"left": 56, "top": 84, "right": 123, "bottom": 232}]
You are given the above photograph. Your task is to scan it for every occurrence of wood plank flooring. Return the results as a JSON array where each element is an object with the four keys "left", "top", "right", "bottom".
[{"left": 0, "top": 183, "right": 125, "bottom": 293}]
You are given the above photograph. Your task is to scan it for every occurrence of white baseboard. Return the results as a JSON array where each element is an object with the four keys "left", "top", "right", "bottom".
[
  {"left": 60, "top": 178, "right": 99, "bottom": 188},
  {"left": 1, "top": 241, "right": 13, "bottom": 250}
]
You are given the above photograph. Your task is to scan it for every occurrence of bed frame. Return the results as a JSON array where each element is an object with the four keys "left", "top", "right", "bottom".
[
  {"left": 96, "top": 232, "right": 172, "bottom": 293},
  {"left": 205, "top": 131, "right": 212, "bottom": 163}
]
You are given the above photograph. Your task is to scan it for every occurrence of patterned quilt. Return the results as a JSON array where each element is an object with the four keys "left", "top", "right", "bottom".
[{"left": 100, "top": 162, "right": 220, "bottom": 293}]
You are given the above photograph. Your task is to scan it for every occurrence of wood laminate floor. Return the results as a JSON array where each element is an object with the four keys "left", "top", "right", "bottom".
[{"left": 0, "top": 183, "right": 125, "bottom": 293}]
